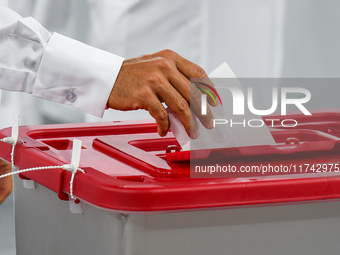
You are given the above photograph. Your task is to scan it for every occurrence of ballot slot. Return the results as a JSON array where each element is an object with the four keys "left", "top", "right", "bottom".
[
  {"left": 121, "top": 128, "right": 340, "bottom": 162},
  {"left": 41, "top": 139, "right": 87, "bottom": 150},
  {"left": 165, "top": 111, "right": 340, "bottom": 162},
  {"left": 88, "top": 127, "right": 340, "bottom": 179}
]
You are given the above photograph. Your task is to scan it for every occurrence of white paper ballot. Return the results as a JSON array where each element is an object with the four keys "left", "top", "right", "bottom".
[{"left": 168, "top": 62, "right": 276, "bottom": 151}]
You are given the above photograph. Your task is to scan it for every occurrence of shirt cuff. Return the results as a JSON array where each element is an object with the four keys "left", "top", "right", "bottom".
[{"left": 33, "top": 32, "right": 124, "bottom": 117}]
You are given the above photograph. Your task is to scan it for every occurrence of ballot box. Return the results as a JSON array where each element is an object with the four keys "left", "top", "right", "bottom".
[{"left": 2, "top": 110, "right": 340, "bottom": 255}]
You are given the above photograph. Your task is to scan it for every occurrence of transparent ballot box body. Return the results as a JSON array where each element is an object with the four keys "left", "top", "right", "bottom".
[{"left": 2, "top": 110, "right": 340, "bottom": 254}]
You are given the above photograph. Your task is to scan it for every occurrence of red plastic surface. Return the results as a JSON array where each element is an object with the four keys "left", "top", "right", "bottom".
[{"left": 1, "top": 111, "right": 340, "bottom": 212}]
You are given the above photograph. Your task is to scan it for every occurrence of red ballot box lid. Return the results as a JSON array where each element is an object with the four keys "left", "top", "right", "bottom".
[{"left": 1, "top": 110, "right": 340, "bottom": 213}]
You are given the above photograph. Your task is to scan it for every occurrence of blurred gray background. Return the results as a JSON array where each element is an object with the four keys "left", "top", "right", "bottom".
[{"left": 2, "top": 0, "right": 340, "bottom": 254}]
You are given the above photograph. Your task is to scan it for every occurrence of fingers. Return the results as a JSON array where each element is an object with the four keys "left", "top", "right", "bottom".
[
  {"left": 167, "top": 50, "right": 209, "bottom": 80},
  {"left": 145, "top": 92, "right": 170, "bottom": 137},
  {"left": 189, "top": 82, "right": 214, "bottom": 129},
  {"left": 172, "top": 52, "right": 218, "bottom": 107},
  {"left": 155, "top": 79, "right": 194, "bottom": 138},
  {"left": 150, "top": 51, "right": 215, "bottom": 137},
  {"left": 193, "top": 80, "right": 219, "bottom": 107},
  {"left": 0, "top": 175, "right": 12, "bottom": 204},
  {"left": 109, "top": 49, "right": 218, "bottom": 139},
  {"left": 190, "top": 111, "right": 199, "bottom": 139},
  {"left": 165, "top": 61, "right": 214, "bottom": 131},
  {"left": 0, "top": 160, "right": 12, "bottom": 204}
]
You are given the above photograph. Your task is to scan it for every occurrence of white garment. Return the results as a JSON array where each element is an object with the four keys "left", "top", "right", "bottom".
[
  {"left": 2, "top": 0, "right": 286, "bottom": 125},
  {"left": 83, "top": 0, "right": 286, "bottom": 122},
  {"left": 84, "top": 0, "right": 285, "bottom": 76},
  {"left": 0, "top": 5, "right": 124, "bottom": 118}
]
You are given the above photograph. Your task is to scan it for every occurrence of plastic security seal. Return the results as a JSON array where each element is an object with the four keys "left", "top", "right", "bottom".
[
  {"left": 0, "top": 113, "right": 20, "bottom": 168},
  {"left": 62, "top": 139, "right": 84, "bottom": 200},
  {"left": 62, "top": 138, "right": 82, "bottom": 173}
]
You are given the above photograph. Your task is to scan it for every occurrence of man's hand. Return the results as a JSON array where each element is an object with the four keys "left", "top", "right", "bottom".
[
  {"left": 0, "top": 159, "right": 12, "bottom": 204},
  {"left": 108, "top": 49, "right": 215, "bottom": 138}
]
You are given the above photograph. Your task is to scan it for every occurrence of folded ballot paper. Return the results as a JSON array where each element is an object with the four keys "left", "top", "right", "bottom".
[{"left": 167, "top": 62, "right": 276, "bottom": 151}]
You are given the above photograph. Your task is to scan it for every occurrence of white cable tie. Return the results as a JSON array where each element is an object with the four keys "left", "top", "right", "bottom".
[
  {"left": 11, "top": 113, "right": 19, "bottom": 146},
  {"left": 61, "top": 139, "right": 83, "bottom": 200},
  {"left": 10, "top": 113, "right": 19, "bottom": 170},
  {"left": 62, "top": 164, "right": 85, "bottom": 173},
  {"left": 0, "top": 165, "right": 63, "bottom": 179},
  {"left": 0, "top": 128, "right": 85, "bottom": 200}
]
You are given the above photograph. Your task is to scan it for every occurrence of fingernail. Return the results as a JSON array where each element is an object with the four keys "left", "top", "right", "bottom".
[
  {"left": 208, "top": 118, "right": 214, "bottom": 129},
  {"left": 192, "top": 129, "right": 200, "bottom": 139}
]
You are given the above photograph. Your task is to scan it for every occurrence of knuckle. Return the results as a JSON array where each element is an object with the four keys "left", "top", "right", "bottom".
[
  {"left": 131, "top": 102, "right": 140, "bottom": 110},
  {"left": 138, "top": 85, "right": 152, "bottom": 95},
  {"left": 136, "top": 88, "right": 153, "bottom": 108},
  {"left": 176, "top": 97, "right": 189, "bottom": 112},
  {"left": 161, "top": 49, "right": 177, "bottom": 59},
  {"left": 141, "top": 88, "right": 153, "bottom": 98},
  {"left": 161, "top": 49, "right": 173, "bottom": 55},
  {"left": 190, "top": 116, "right": 197, "bottom": 129},
  {"left": 190, "top": 83, "right": 202, "bottom": 99},
  {"left": 154, "top": 57, "right": 172, "bottom": 71},
  {"left": 196, "top": 66, "right": 207, "bottom": 78},
  {"left": 131, "top": 98, "right": 142, "bottom": 110},
  {"left": 147, "top": 72, "right": 162, "bottom": 85},
  {"left": 158, "top": 108, "right": 169, "bottom": 123}
]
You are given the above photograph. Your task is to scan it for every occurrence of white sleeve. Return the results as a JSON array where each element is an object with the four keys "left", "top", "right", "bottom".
[{"left": 0, "top": 6, "right": 124, "bottom": 117}]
